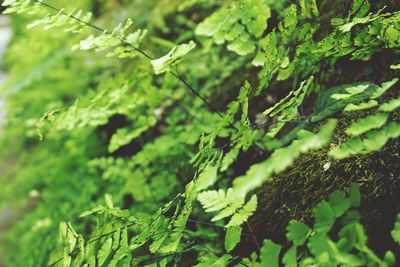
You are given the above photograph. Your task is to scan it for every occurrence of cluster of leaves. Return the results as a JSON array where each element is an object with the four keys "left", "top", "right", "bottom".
[
  {"left": 0, "top": 0, "right": 399, "bottom": 266},
  {"left": 323, "top": 79, "right": 400, "bottom": 159},
  {"left": 195, "top": 0, "right": 271, "bottom": 56},
  {"left": 46, "top": 183, "right": 400, "bottom": 266},
  {"left": 260, "top": 184, "right": 398, "bottom": 266},
  {"left": 216, "top": 185, "right": 400, "bottom": 266},
  {"left": 251, "top": 0, "right": 400, "bottom": 92}
]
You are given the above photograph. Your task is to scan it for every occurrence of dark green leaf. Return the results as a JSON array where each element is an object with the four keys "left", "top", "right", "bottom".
[{"left": 286, "top": 220, "right": 311, "bottom": 246}]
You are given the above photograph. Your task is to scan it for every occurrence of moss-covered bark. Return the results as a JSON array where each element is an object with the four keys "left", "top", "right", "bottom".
[
  {"left": 235, "top": 0, "right": 400, "bottom": 252},
  {"left": 238, "top": 106, "right": 400, "bottom": 259}
]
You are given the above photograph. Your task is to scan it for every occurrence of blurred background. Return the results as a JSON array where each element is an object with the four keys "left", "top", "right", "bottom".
[
  {"left": 0, "top": 7, "right": 11, "bottom": 266},
  {"left": 0, "top": 1, "right": 200, "bottom": 265},
  {"left": 0, "top": 11, "right": 11, "bottom": 126}
]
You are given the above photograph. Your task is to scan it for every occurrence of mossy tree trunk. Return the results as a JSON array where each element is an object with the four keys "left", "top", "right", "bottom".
[{"left": 236, "top": 0, "right": 400, "bottom": 259}]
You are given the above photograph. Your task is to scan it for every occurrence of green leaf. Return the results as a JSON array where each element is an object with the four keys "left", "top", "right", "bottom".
[
  {"left": 227, "top": 33, "right": 256, "bottom": 55},
  {"left": 331, "top": 84, "right": 369, "bottom": 99},
  {"left": 379, "top": 97, "right": 400, "bottom": 112},
  {"left": 384, "top": 251, "right": 396, "bottom": 266},
  {"left": 286, "top": 220, "right": 311, "bottom": 246},
  {"left": 211, "top": 200, "right": 243, "bottom": 222},
  {"left": 328, "top": 190, "right": 350, "bottom": 217},
  {"left": 282, "top": 246, "right": 297, "bottom": 267},
  {"left": 213, "top": 254, "right": 233, "bottom": 266},
  {"left": 198, "top": 189, "right": 235, "bottom": 213},
  {"left": 108, "top": 116, "right": 157, "bottom": 152},
  {"left": 312, "top": 82, "right": 379, "bottom": 122},
  {"left": 337, "top": 223, "right": 359, "bottom": 252},
  {"left": 371, "top": 78, "right": 399, "bottom": 99},
  {"left": 62, "top": 255, "right": 72, "bottom": 267},
  {"left": 105, "top": 194, "right": 114, "bottom": 209},
  {"left": 391, "top": 214, "right": 400, "bottom": 245},
  {"left": 149, "top": 232, "right": 168, "bottom": 253},
  {"left": 195, "top": 163, "right": 219, "bottom": 192},
  {"left": 224, "top": 226, "right": 242, "bottom": 252},
  {"left": 342, "top": 210, "right": 361, "bottom": 225},
  {"left": 329, "top": 137, "right": 363, "bottom": 159},
  {"left": 307, "top": 232, "right": 333, "bottom": 260},
  {"left": 345, "top": 84, "right": 370, "bottom": 95},
  {"left": 385, "top": 26, "right": 400, "bottom": 45},
  {"left": 344, "top": 100, "right": 378, "bottom": 112},
  {"left": 151, "top": 41, "right": 196, "bottom": 74},
  {"left": 345, "top": 112, "right": 388, "bottom": 136},
  {"left": 336, "top": 252, "right": 366, "bottom": 266},
  {"left": 260, "top": 239, "right": 282, "bottom": 267},
  {"left": 264, "top": 78, "right": 312, "bottom": 118},
  {"left": 159, "top": 182, "right": 196, "bottom": 253},
  {"left": 351, "top": 0, "right": 370, "bottom": 17},
  {"left": 108, "top": 248, "right": 128, "bottom": 267},
  {"left": 195, "top": 254, "right": 232, "bottom": 267},
  {"left": 348, "top": 184, "right": 361, "bottom": 208},
  {"left": 227, "top": 195, "right": 258, "bottom": 227},
  {"left": 220, "top": 146, "right": 240, "bottom": 172},
  {"left": 97, "top": 238, "right": 113, "bottom": 266},
  {"left": 232, "top": 120, "right": 337, "bottom": 199},
  {"left": 390, "top": 64, "right": 400, "bottom": 70},
  {"left": 195, "top": 0, "right": 270, "bottom": 57},
  {"left": 112, "top": 228, "right": 121, "bottom": 250},
  {"left": 313, "top": 201, "right": 335, "bottom": 233},
  {"left": 299, "top": 0, "right": 319, "bottom": 17},
  {"left": 329, "top": 123, "right": 400, "bottom": 159}
]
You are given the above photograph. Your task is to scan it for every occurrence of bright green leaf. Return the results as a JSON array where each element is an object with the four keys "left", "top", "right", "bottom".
[
  {"left": 151, "top": 41, "right": 196, "bottom": 74},
  {"left": 260, "top": 239, "right": 282, "bottom": 267},
  {"left": 224, "top": 226, "right": 242, "bottom": 252}
]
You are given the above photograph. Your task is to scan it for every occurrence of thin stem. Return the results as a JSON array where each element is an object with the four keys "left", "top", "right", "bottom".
[
  {"left": 172, "top": 70, "right": 223, "bottom": 118},
  {"left": 246, "top": 222, "right": 260, "bottom": 251},
  {"left": 32, "top": 0, "right": 226, "bottom": 121},
  {"left": 25, "top": 0, "right": 269, "bottom": 155},
  {"left": 31, "top": 0, "right": 268, "bottom": 154}
]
